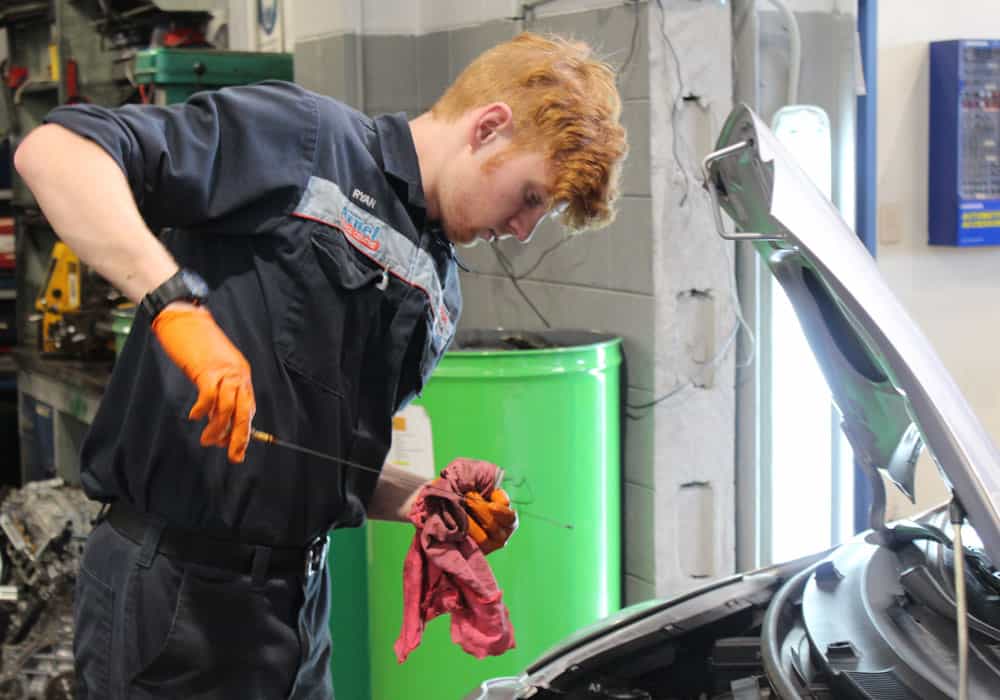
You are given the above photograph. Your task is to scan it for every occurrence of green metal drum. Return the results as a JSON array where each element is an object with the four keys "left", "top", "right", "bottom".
[
  {"left": 329, "top": 526, "right": 371, "bottom": 700},
  {"left": 363, "top": 329, "right": 623, "bottom": 700}
]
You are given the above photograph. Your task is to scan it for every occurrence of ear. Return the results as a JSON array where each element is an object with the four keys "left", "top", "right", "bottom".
[{"left": 471, "top": 102, "right": 514, "bottom": 148}]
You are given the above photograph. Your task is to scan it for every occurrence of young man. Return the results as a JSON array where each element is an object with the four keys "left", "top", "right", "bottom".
[{"left": 15, "top": 32, "right": 626, "bottom": 699}]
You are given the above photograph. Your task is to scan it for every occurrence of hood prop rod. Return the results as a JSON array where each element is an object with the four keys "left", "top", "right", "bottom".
[{"left": 951, "top": 496, "right": 969, "bottom": 700}]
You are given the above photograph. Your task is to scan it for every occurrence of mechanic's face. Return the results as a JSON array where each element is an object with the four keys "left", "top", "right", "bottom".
[{"left": 438, "top": 113, "right": 556, "bottom": 246}]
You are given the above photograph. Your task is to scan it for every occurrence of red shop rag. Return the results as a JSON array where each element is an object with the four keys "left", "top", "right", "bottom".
[{"left": 394, "top": 458, "right": 516, "bottom": 663}]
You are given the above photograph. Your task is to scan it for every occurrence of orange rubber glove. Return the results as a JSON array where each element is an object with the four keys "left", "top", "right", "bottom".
[
  {"left": 151, "top": 305, "right": 256, "bottom": 463},
  {"left": 463, "top": 488, "right": 518, "bottom": 555}
]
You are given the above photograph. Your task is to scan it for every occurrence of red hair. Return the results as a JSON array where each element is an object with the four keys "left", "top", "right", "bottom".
[{"left": 432, "top": 32, "right": 628, "bottom": 230}]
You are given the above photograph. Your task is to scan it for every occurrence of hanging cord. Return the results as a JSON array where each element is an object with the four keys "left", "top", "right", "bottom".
[
  {"left": 717, "top": 196, "right": 757, "bottom": 370},
  {"left": 495, "top": 0, "right": 752, "bottom": 392},
  {"left": 698, "top": 98, "right": 756, "bottom": 370},
  {"left": 517, "top": 235, "right": 574, "bottom": 278},
  {"left": 626, "top": 212, "right": 756, "bottom": 418},
  {"left": 490, "top": 242, "right": 551, "bottom": 328},
  {"left": 479, "top": 0, "right": 645, "bottom": 326},
  {"left": 615, "top": 0, "right": 643, "bottom": 89},
  {"left": 626, "top": 382, "right": 689, "bottom": 415},
  {"left": 950, "top": 497, "right": 969, "bottom": 700},
  {"left": 625, "top": 316, "right": 740, "bottom": 418},
  {"left": 624, "top": 6, "right": 755, "bottom": 419},
  {"left": 654, "top": 0, "right": 692, "bottom": 207}
]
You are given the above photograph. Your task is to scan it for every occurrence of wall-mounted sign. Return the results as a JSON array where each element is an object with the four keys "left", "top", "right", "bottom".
[
  {"left": 258, "top": 0, "right": 278, "bottom": 35},
  {"left": 257, "top": 0, "right": 283, "bottom": 52}
]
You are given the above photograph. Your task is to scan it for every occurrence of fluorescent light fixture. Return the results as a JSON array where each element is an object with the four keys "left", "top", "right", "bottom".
[
  {"left": 769, "top": 103, "right": 841, "bottom": 562},
  {"left": 772, "top": 105, "right": 833, "bottom": 198}
]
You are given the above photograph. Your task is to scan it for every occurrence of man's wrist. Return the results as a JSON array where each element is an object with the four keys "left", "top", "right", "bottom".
[
  {"left": 369, "top": 466, "right": 432, "bottom": 523},
  {"left": 159, "top": 300, "right": 202, "bottom": 313},
  {"left": 141, "top": 268, "right": 209, "bottom": 320},
  {"left": 397, "top": 481, "right": 427, "bottom": 520},
  {"left": 132, "top": 259, "right": 180, "bottom": 303}
]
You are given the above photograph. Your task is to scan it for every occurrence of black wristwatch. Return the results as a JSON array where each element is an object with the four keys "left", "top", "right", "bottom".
[{"left": 140, "top": 268, "right": 209, "bottom": 320}]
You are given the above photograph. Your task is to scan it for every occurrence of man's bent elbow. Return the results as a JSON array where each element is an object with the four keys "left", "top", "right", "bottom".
[
  {"left": 14, "top": 124, "right": 75, "bottom": 183},
  {"left": 14, "top": 124, "right": 49, "bottom": 181}
]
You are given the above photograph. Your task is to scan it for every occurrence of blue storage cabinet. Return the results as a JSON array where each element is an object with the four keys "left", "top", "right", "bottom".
[{"left": 929, "top": 40, "right": 1000, "bottom": 245}]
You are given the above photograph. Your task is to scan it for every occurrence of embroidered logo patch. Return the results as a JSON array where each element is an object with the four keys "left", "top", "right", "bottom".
[{"left": 339, "top": 205, "right": 382, "bottom": 251}]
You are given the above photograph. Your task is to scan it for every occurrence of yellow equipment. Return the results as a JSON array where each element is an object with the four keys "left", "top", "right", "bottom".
[
  {"left": 34, "top": 242, "right": 81, "bottom": 353},
  {"left": 33, "top": 242, "right": 121, "bottom": 358}
]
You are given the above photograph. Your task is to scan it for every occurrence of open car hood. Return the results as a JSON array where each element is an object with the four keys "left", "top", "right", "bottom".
[
  {"left": 703, "top": 103, "right": 1000, "bottom": 563},
  {"left": 467, "top": 104, "right": 1000, "bottom": 700}
]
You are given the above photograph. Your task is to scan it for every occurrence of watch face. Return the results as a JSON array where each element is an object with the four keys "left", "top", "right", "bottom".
[{"left": 180, "top": 269, "right": 209, "bottom": 298}]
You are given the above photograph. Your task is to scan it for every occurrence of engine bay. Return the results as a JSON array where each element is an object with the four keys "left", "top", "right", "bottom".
[{"left": 520, "top": 508, "right": 1000, "bottom": 700}]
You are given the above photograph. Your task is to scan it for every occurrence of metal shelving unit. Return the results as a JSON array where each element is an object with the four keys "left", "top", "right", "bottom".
[
  {"left": 2, "top": 1, "right": 221, "bottom": 485},
  {"left": 3, "top": 0, "right": 137, "bottom": 485}
]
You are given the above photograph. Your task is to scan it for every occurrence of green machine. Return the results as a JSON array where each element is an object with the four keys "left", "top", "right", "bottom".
[
  {"left": 132, "top": 48, "right": 293, "bottom": 104},
  {"left": 362, "top": 330, "right": 623, "bottom": 700}
]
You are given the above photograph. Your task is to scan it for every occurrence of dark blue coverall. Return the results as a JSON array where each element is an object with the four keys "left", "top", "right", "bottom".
[{"left": 43, "top": 80, "right": 462, "bottom": 699}]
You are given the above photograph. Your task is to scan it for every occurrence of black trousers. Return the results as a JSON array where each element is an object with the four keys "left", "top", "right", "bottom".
[{"left": 73, "top": 519, "right": 334, "bottom": 699}]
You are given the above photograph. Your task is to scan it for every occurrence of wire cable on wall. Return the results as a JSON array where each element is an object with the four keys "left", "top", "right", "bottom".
[
  {"left": 475, "top": 0, "right": 643, "bottom": 326},
  {"left": 501, "top": 0, "right": 641, "bottom": 282},
  {"left": 625, "top": 317, "right": 742, "bottom": 419},
  {"left": 518, "top": 235, "right": 574, "bottom": 278},
  {"left": 654, "top": 0, "right": 692, "bottom": 207},
  {"left": 483, "top": 0, "right": 755, "bottom": 406},
  {"left": 697, "top": 103, "right": 757, "bottom": 371},
  {"left": 616, "top": 0, "right": 643, "bottom": 89},
  {"left": 624, "top": 1, "right": 757, "bottom": 419},
  {"left": 624, "top": 242, "right": 756, "bottom": 419},
  {"left": 717, "top": 209, "right": 757, "bottom": 370},
  {"left": 490, "top": 242, "right": 552, "bottom": 328},
  {"left": 626, "top": 383, "right": 689, "bottom": 416}
]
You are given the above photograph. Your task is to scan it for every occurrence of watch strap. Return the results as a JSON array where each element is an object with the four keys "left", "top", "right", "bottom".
[{"left": 140, "top": 269, "right": 208, "bottom": 319}]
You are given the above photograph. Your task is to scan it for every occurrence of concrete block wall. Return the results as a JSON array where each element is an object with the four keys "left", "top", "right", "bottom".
[
  {"left": 647, "top": 1, "right": 736, "bottom": 598},
  {"left": 288, "top": 0, "right": 736, "bottom": 606},
  {"left": 452, "top": 4, "right": 658, "bottom": 606}
]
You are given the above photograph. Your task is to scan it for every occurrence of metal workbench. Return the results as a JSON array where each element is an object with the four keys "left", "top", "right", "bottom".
[{"left": 14, "top": 347, "right": 110, "bottom": 485}]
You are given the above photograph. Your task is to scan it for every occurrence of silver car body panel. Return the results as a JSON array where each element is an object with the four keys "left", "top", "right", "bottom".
[
  {"left": 468, "top": 103, "right": 1000, "bottom": 699},
  {"left": 704, "top": 104, "right": 1000, "bottom": 564}
]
